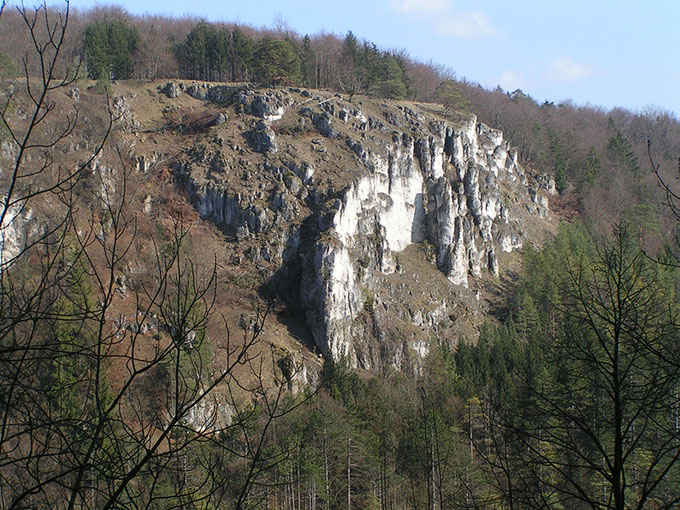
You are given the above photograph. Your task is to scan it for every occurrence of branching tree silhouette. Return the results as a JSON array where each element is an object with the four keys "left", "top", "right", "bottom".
[
  {"left": 498, "top": 226, "right": 680, "bottom": 510},
  {"left": 0, "top": 3, "right": 309, "bottom": 509}
]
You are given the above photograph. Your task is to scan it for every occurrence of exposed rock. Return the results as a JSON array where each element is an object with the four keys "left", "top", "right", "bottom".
[
  {"left": 186, "top": 83, "right": 208, "bottom": 100},
  {"left": 314, "top": 112, "right": 336, "bottom": 138},
  {"left": 0, "top": 140, "right": 17, "bottom": 161},
  {"left": 301, "top": 162, "right": 315, "bottom": 184},
  {"left": 0, "top": 204, "right": 33, "bottom": 266},
  {"left": 182, "top": 179, "right": 270, "bottom": 238},
  {"left": 251, "top": 120, "right": 277, "bottom": 154},
  {"left": 184, "top": 82, "right": 233, "bottom": 102},
  {"left": 135, "top": 152, "right": 160, "bottom": 173},
  {"left": 143, "top": 195, "right": 152, "bottom": 214},
  {"left": 184, "top": 394, "right": 235, "bottom": 432},
  {"left": 238, "top": 90, "right": 292, "bottom": 121},
  {"left": 272, "top": 189, "right": 298, "bottom": 221},
  {"left": 283, "top": 172, "right": 303, "bottom": 197},
  {"left": 161, "top": 81, "right": 180, "bottom": 98},
  {"left": 115, "top": 274, "right": 127, "bottom": 296},
  {"left": 206, "top": 85, "right": 232, "bottom": 103},
  {"left": 175, "top": 89, "right": 552, "bottom": 371},
  {"left": 537, "top": 174, "right": 557, "bottom": 195},
  {"left": 299, "top": 114, "right": 550, "bottom": 368},
  {"left": 111, "top": 96, "right": 139, "bottom": 132}
]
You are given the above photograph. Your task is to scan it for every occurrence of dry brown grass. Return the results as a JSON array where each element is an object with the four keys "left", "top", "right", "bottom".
[{"left": 163, "top": 107, "right": 217, "bottom": 134}]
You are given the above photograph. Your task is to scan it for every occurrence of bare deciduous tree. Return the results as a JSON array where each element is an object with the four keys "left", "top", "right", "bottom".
[
  {"left": 0, "top": 3, "right": 309, "bottom": 509},
  {"left": 495, "top": 226, "right": 680, "bottom": 510}
]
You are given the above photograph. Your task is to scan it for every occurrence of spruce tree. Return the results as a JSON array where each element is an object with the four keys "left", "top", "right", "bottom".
[
  {"left": 252, "top": 39, "right": 302, "bottom": 85},
  {"left": 83, "top": 19, "right": 139, "bottom": 80}
]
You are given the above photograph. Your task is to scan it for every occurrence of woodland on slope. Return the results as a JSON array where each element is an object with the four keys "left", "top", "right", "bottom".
[{"left": 1, "top": 2, "right": 680, "bottom": 509}]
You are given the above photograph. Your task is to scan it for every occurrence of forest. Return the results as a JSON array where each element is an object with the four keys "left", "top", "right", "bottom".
[{"left": 1, "top": 2, "right": 680, "bottom": 509}]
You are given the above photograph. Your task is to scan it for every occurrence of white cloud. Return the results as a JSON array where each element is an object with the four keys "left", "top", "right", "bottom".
[
  {"left": 389, "top": 0, "right": 497, "bottom": 39},
  {"left": 547, "top": 56, "right": 595, "bottom": 82},
  {"left": 435, "top": 10, "right": 497, "bottom": 38},
  {"left": 498, "top": 70, "right": 523, "bottom": 91},
  {"left": 390, "top": 0, "right": 449, "bottom": 16}
]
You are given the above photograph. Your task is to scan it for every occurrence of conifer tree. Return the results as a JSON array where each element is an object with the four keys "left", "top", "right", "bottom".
[
  {"left": 83, "top": 18, "right": 139, "bottom": 80},
  {"left": 252, "top": 39, "right": 302, "bottom": 85},
  {"left": 502, "top": 225, "right": 680, "bottom": 509},
  {"left": 300, "top": 35, "right": 316, "bottom": 88},
  {"left": 230, "top": 27, "right": 253, "bottom": 82}
]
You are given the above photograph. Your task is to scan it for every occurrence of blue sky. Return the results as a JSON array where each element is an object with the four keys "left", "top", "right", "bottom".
[{"left": 70, "top": 0, "right": 680, "bottom": 116}]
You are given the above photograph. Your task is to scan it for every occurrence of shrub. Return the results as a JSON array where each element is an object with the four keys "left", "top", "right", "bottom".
[{"left": 164, "top": 108, "right": 217, "bottom": 134}]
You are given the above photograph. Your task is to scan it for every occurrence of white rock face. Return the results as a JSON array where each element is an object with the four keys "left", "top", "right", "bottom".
[
  {"left": 0, "top": 203, "right": 32, "bottom": 267},
  {"left": 320, "top": 244, "right": 360, "bottom": 360},
  {"left": 176, "top": 93, "right": 551, "bottom": 370},
  {"left": 183, "top": 394, "right": 235, "bottom": 433},
  {"left": 333, "top": 136, "right": 424, "bottom": 253},
  {"left": 303, "top": 114, "right": 549, "bottom": 367}
]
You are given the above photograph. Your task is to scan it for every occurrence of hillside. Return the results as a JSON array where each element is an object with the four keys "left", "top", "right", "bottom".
[
  {"left": 0, "top": 70, "right": 559, "bottom": 508},
  {"left": 3, "top": 4, "right": 680, "bottom": 509},
  {"left": 1, "top": 75, "right": 555, "bottom": 368}
]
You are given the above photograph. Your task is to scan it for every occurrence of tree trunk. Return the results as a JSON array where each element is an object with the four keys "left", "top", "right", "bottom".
[
  {"left": 347, "top": 435, "right": 351, "bottom": 510},
  {"left": 324, "top": 427, "right": 330, "bottom": 510}
]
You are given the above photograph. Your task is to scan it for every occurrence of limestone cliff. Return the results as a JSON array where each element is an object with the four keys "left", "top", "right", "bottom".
[
  {"left": 299, "top": 124, "right": 538, "bottom": 364},
  {"left": 130, "top": 82, "right": 553, "bottom": 371}
]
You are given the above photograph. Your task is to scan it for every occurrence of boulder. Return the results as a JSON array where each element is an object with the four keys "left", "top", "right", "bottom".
[
  {"left": 237, "top": 90, "right": 293, "bottom": 121},
  {"left": 161, "top": 81, "right": 181, "bottom": 98},
  {"left": 251, "top": 120, "right": 277, "bottom": 154}
]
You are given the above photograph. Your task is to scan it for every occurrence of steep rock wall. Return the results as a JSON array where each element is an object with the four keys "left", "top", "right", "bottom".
[
  {"left": 299, "top": 113, "right": 547, "bottom": 367},
  {"left": 169, "top": 86, "right": 552, "bottom": 370}
]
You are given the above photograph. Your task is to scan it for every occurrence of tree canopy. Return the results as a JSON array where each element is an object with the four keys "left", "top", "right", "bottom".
[
  {"left": 252, "top": 39, "right": 302, "bottom": 85},
  {"left": 83, "top": 18, "right": 140, "bottom": 80}
]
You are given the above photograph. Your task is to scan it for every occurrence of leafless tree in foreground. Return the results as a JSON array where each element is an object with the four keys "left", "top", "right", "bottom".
[
  {"left": 0, "top": 3, "right": 310, "bottom": 508},
  {"left": 492, "top": 225, "right": 680, "bottom": 510}
]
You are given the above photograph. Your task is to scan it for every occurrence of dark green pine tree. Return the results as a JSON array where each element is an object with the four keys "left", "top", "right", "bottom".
[
  {"left": 175, "top": 22, "right": 228, "bottom": 81},
  {"left": 252, "top": 39, "right": 302, "bottom": 85},
  {"left": 548, "top": 130, "right": 569, "bottom": 193},
  {"left": 607, "top": 123, "right": 640, "bottom": 178},
  {"left": 83, "top": 19, "right": 140, "bottom": 80},
  {"left": 579, "top": 146, "right": 602, "bottom": 190},
  {"left": 343, "top": 31, "right": 360, "bottom": 66},
  {"left": 300, "top": 35, "right": 316, "bottom": 88},
  {"left": 229, "top": 27, "right": 253, "bottom": 82},
  {"left": 435, "top": 79, "right": 470, "bottom": 113},
  {"left": 374, "top": 54, "right": 409, "bottom": 99}
]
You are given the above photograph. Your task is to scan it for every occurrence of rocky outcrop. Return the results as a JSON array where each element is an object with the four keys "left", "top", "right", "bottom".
[
  {"left": 112, "top": 96, "right": 139, "bottom": 132},
  {"left": 238, "top": 90, "right": 293, "bottom": 121},
  {"left": 0, "top": 203, "right": 32, "bottom": 267},
  {"left": 161, "top": 81, "right": 181, "bottom": 98},
  {"left": 175, "top": 88, "right": 552, "bottom": 371},
  {"left": 185, "top": 83, "right": 234, "bottom": 103},
  {"left": 298, "top": 112, "right": 548, "bottom": 367},
  {"left": 251, "top": 120, "right": 277, "bottom": 153},
  {"left": 182, "top": 178, "right": 271, "bottom": 241}
]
